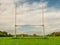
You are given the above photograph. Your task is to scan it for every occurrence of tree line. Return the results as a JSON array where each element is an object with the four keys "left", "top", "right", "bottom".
[
  {"left": 0, "top": 31, "right": 12, "bottom": 37},
  {"left": 48, "top": 32, "right": 60, "bottom": 36},
  {"left": 0, "top": 31, "right": 60, "bottom": 37}
]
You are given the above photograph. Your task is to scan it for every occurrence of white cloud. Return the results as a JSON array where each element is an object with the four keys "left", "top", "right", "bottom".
[
  {"left": 16, "top": 2, "right": 47, "bottom": 25},
  {"left": 0, "top": 0, "right": 15, "bottom": 34},
  {"left": 0, "top": 0, "right": 60, "bottom": 35},
  {"left": 0, "top": 2, "right": 15, "bottom": 26},
  {"left": 0, "top": 0, "right": 14, "bottom": 3}
]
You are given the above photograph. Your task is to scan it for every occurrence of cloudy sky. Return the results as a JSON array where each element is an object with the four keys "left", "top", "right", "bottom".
[{"left": 0, "top": 0, "right": 60, "bottom": 35}]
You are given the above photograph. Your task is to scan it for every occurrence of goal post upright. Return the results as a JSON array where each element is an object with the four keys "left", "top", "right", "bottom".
[
  {"left": 14, "top": 0, "right": 17, "bottom": 38},
  {"left": 41, "top": 0, "right": 45, "bottom": 38}
]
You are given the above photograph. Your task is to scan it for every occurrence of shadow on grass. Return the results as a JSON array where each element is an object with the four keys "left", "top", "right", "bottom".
[
  {"left": 12, "top": 37, "right": 49, "bottom": 39},
  {"left": 12, "top": 37, "right": 20, "bottom": 39}
]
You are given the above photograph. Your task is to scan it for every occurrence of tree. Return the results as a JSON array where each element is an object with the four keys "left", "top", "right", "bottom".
[
  {"left": 0, "top": 31, "right": 8, "bottom": 37},
  {"left": 48, "top": 32, "right": 60, "bottom": 36},
  {"left": 2, "top": 31, "right": 8, "bottom": 36},
  {"left": 33, "top": 34, "right": 37, "bottom": 36}
]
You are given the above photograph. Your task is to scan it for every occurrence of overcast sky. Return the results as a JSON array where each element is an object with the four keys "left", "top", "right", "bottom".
[{"left": 0, "top": 0, "right": 60, "bottom": 35}]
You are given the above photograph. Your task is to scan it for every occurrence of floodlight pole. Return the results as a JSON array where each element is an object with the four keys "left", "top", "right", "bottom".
[{"left": 42, "top": 1, "right": 45, "bottom": 38}]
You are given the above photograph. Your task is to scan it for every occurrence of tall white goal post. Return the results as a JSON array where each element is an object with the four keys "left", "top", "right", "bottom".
[{"left": 14, "top": 0, "right": 45, "bottom": 38}]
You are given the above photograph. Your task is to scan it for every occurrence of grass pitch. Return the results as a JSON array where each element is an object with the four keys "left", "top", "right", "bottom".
[{"left": 0, "top": 36, "right": 60, "bottom": 45}]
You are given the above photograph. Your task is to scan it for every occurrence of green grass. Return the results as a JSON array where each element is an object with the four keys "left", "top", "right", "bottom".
[{"left": 0, "top": 36, "right": 60, "bottom": 45}]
